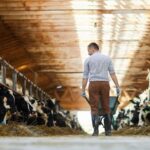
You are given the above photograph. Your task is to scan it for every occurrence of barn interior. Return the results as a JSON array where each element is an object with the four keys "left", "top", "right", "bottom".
[
  {"left": 0, "top": 0, "right": 150, "bottom": 110},
  {"left": 0, "top": 0, "right": 150, "bottom": 149}
]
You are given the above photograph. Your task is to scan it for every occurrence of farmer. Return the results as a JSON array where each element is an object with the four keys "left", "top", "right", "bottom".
[{"left": 81, "top": 42, "right": 120, "bottom": 136}]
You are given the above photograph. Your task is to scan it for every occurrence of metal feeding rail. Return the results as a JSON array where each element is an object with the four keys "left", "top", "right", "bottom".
[{"left": 0, "top": 57, "right": 51, "bottom": 100}]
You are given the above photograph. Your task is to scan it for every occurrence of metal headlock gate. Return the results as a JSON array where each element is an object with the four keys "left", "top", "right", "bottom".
[{"left": 0, "top": 57, "right": 51, "bottom": 100}]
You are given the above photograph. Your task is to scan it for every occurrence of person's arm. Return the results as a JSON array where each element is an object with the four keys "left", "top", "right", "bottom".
[
  {"left": 81, "top": 58, "right": 89, "bottom": 95},
  {"left": 108, "top": 59, "right": 119, "bottom": 87},
  {"left": 110, "top": 73, "right": 119, "bottom": 88},
  {"left": 82, "top": 78, "right": 88, "bottom": 92},
  {"left": 108, "top": 58, "right": 120, "bottom": 96},
  {"left": 110, "top": 73, "right": 121, "bottom": 96}
]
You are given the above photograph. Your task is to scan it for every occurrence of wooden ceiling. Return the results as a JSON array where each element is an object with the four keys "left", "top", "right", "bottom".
[{"left": 0, "top": 0, "right": 150, "bottom": 110}]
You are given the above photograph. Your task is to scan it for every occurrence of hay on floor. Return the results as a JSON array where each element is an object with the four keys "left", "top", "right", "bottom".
[
  {"left": 112, "top": 126, "right": 150, "bottom": 136},
  {"left": 0, "top": 123, "right": 85, "bottom": 137}
]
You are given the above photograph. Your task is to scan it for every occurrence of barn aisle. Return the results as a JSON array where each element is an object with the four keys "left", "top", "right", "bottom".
[
  {"left": 0, "top": 136, "right": 150, "bottom": 150},
  {"left": 1, "top": 1, "right": 150, "bottom": 149}
]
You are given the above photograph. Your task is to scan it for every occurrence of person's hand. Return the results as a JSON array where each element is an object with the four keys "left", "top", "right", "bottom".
[
  {"left": 81, "top": 91, "right": 86, "bottom": 97},
  {"left": 116, "top": 87, "right": 121, "bottom": 96}
]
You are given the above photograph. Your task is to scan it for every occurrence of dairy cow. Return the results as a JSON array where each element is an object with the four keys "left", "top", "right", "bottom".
[
  {"left": 0, "top": 86, "right": 16, "bottom": 124},
  {"left": 14, "top": 94, "right": 33, "bottom": 122},
  {"left": 138, "top": 98, "right": 150, "bottom": 126}
]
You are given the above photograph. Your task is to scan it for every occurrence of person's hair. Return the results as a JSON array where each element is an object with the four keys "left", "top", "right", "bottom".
[{"left": 88, "top": 42, "right": 99, "bottom": 50}]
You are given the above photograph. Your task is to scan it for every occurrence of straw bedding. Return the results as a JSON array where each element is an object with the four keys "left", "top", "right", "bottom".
[
  {"left": 1, "top": 122, "right": 150, "bottom": 136},
  {"left": 112, "top": 126, "right": 150, "bottom": 136},
  {"left": 0, "top": 123, "right": 85, "bottom": 136}
]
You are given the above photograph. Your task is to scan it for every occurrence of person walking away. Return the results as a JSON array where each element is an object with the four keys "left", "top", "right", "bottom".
[{"left": 81, "top": 43, "right": 120, "bottom": 136}]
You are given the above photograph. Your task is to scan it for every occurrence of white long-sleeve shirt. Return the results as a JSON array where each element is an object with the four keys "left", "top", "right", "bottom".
[{"left": 83, "top": 51, "right": 115, "bottom": 81}]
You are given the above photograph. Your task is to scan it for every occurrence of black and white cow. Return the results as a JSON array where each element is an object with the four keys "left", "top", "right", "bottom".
[
  {"left": 128, "top": 96, "right": 150, "bottom": 127},
  {"left": 129, "top": 99, "right": 140, "bottom": 126},
  {"left": 19, "top": 97, "right": 47, "bottom": 126},
  {"left": 138, "top": 97, "right": 150, "bottom": 126},
  {"left": 14, "top": 95, "right": 54, "bottom": 126},
  {"left": 0, "top": 85, "right": 79, "bottom": 129},
  {"left": 14, "top": 94, "right": 33, "bottom": 122},
  {"left": 40, "top": 101, "right": 54, "bottom": 127},
  {"left": 0, "top": 86, "right": 16, "bottom": 124},
  {"left": 53, "top": 111, "right": 67, "bottom": 127},
  {"left": 112, "top": 97, "right": 140, "bottom": 130},
  {"left": 113, "top": 109, "right": 131, "bottom": 130},
  {"left": 113, "top": 95, "right": 150, "bottom": 130}
]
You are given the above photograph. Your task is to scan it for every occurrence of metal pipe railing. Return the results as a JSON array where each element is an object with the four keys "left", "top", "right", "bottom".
[{"left": 0, "top": 56, "right": 51, "bottom": 100}]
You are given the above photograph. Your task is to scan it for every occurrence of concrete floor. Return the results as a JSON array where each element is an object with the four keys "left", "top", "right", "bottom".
[{"left": 0, "top": 136, "right": 150, "bottom": 150}]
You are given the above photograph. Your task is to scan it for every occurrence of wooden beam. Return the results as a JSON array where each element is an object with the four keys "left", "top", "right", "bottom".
[
  {"left": 12, "top": 71, "right": 17, "bottom": 91},
  {"left": 1, "top": 62, "right": 6, "bottom": 85},
  {"left": 22, "top": 78, "right": 26, "bottom": 95},
  {"left": 0, "top": 0, "right": 150, "bottom": 11},
  {"left": 1, "top": 9, "right": 150, "bottom": 16},
  {"left": 29, "top": 84, "right": 33, "bottom": 96}
]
